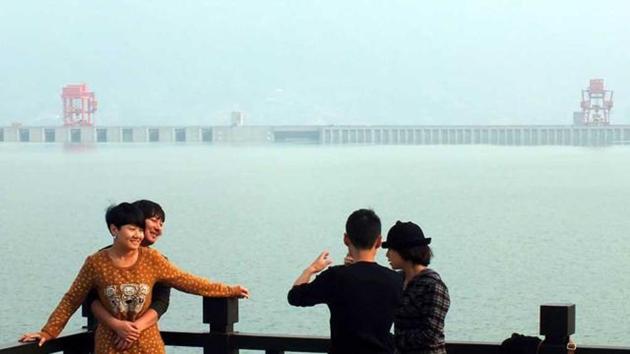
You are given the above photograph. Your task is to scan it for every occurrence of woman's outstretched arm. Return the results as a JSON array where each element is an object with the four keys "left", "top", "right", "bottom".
[
  {"left": 20, "top": 256, "right": 95, "bottom": 345},
  {"left": 150, "top": 249, "right": 249, "bottom": 298}
]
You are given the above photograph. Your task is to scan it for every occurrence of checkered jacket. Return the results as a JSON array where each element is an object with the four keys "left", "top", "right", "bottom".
[{"left": 394, "top": 269, "right": 450, "bottom": 354}]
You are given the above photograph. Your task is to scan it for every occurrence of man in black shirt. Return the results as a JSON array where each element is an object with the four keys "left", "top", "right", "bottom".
[{"left": 288, "top": 209, "right": 403, "bottom": 354}]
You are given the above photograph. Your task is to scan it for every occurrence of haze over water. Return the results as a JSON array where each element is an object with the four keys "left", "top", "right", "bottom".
[
  {"left": 2, "top": 145, "right": 630, "bottom": 352},
  {"left": 1, "top": 1, "right": 630, "bottom": 126}
]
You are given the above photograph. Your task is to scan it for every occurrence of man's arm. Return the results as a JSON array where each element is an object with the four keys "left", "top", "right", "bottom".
[
  {"left": 132, "top": 283, "right": 172, "bottom": 332},
  {"left": 148, "top": 282, "right": 171, "bottom": 319},
  {"left": 96, "top": 283, "right": 169, "bottom": 336},
  {"left": 132, "top": 309, "right": 158, "bottom": 332},
  {"left": 292, "top": 251, "right": 332, "bottom": 286},
  {"left": 129, "top": 282, "right": 171, "bottom": 333},
  {"left": 288, "top": 251, "right": 333, "bottom": 306},
  {"left": 90, "top": 300, "right": 140, "bottom": 342}
]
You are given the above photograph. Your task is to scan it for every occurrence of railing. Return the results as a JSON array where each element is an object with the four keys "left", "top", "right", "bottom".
[{"left": 2, "top": 300, "right": 630, "bottom": 354}]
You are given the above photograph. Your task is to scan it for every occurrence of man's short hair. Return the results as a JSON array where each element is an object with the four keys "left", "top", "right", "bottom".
[
  {"left": 105, "top": 202, "right": 145, "bottom": 229},
  {"left": 345, "top": 209, "right": 381, "bottom": 250},
  {"left": 133, "top": 199, "right": 166, "bottom": 222}
]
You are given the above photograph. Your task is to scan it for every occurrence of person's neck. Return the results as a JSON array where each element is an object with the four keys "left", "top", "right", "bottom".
[
  {"left": 108, "top": 243, "right": 138, "bottom": 259},
  {"left": 402, "top": 263, "right": 427, "bottom": 285},
  {"left": 348, "top": 247, "right": 377, "bottom": 263}
]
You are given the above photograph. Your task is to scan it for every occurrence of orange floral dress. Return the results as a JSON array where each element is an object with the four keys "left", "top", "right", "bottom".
[{"left": 40, "top": 247, "right": 238, "bottom": 353}]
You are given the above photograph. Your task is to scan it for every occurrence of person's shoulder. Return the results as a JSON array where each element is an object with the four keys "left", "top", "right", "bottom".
[
  {"left": 144, "top": 246, "right": 162, "bottom": 257},
  {"left": 86, "top": 244, "right": 110, "bottom": 258},
  {"left": 381, "top": 265, "right": 404, "bottom": 283},
  {"left": 84, "top": 248, "right": 107, "bottom": 267},
  {"left": 143, "top": 247, "right": 170, "bottom": 262},
  {"left": 413, "top": 269, "right": 447, "bottom": 288},
  {"left": 362, "top": 263, "right": 404, "bottom": 285},
  {"left": 322, "top": 264, "right": 344, "bottom": 275},
  {"left": 347, "top": 262, "right": 400, "bottom": 278},
  {"left": 149, "top": 246, "right": 169, "bottom": 260},
  {"left": 97, "top": 244, "right": 112, "bottom": 252},
  {"left": 88, "top": 244, "right": 111, "bottom": 259},
  {"left": 418, "top": 268, "right": 443, "bottom": 281},
  {"left": 311, "top": 264, "right": 343, "bottom": 280},
  {"left": 328, "top": 264, "right": 345, "bottom": 271},
  {"left": 370, "top": 262, "right": 401, "bottom": 275}
]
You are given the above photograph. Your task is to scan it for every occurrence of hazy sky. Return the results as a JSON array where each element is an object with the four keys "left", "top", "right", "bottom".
[{"left": 1, "top": 1, "right": 629, "bottom": 126}]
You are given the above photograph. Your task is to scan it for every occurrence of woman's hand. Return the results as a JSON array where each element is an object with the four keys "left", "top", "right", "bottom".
[
  {"left": 110, "top": 319, "right": 140, "bottom": 342},
  {"left": 19, "top": 332, "right": 51, "bottom": 347},
  {"left": 230, "top": 285, "right": 250, "bottom": 298},
  {"left": 114, "top": 334, "right": 136, "bottom": 351}
]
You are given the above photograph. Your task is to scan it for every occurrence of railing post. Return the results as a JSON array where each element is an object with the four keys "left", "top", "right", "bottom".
[
  {"left": 539, "top": 303, "right": 575, "bottom": 354},
  {"left": 81, "top": 300, "right": 97, "bottom": 331},
  {"left": 203, "top": 297, "right": 239, "bottom": 354}
]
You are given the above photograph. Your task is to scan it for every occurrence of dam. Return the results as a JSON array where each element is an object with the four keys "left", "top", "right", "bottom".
[
  {"left": 4, "top": 80, "right": 627, "bottom": 146},
  {"left": 2, "top": 124, "right": 630, "bottom": 146}
]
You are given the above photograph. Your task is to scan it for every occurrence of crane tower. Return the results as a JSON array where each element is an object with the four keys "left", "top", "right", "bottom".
[
  {"left": 61, "top": 84, "right": 97, "bottom": 126},
  {"left": 574, "top": 79, "right": 613, "bottom": 126}
]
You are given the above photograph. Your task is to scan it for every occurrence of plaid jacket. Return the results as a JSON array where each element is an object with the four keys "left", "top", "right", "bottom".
[{"left": 394, "top": 269, "right": 450, "bottom": 354}]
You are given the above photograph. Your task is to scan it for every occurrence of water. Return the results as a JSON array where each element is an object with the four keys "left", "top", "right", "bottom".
[{"left": 2, "top": 144, "right": 630, "bottom": 351}]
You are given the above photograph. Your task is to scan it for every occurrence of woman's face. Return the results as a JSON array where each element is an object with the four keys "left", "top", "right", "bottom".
[
  {"left": 386, "top": 248, "right": 405, "bottom": 270},
  {"left": 142, "top": 216, "right": 164, "bottom": 246},
  {"left": 113, "top": 224, "right": 144, "bottom": 250}
]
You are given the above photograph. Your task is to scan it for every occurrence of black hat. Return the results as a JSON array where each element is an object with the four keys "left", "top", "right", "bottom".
[{"left": 382, "top": 221, "right": 431, "bottom": 249}]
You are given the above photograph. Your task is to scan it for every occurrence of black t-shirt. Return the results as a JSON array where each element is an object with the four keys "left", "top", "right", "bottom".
[{"left": 288, "top": 262, "right": 403, "bottom": 354}]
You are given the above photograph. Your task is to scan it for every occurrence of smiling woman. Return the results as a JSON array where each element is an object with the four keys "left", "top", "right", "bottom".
[
  {"left": 110, "top": 224, "right": 144, "bottom": 258},
  {"left": 133, "top": 200, "right": 166, "bottom": 246},
  {"left": 18, "top": 202, "right": 250, "bottom": 354}
]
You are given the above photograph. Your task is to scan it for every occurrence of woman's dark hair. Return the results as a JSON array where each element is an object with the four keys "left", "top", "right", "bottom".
[
  {"left": 132, "top": 199, "right": 166, "bottom": 222},
  {"left": 395, "top": 244, "right": 433, "bottom": 266},
  {"left": 105, "top": 202, "right": 145, "bottom": 229}
]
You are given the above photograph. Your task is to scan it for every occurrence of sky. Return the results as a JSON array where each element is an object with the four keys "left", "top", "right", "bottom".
[{"left": 1, "top": 0, "right": 629, "bottom": 126}]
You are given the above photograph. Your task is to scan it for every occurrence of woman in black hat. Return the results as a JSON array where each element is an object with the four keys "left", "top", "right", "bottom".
[{"left": 382, "top": 221, "right": 450, "bottom": 354}]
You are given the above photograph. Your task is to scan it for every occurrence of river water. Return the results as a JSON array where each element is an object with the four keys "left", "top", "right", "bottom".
[{"left": 1, "top": 144, "right": 630, "bottom": 351}]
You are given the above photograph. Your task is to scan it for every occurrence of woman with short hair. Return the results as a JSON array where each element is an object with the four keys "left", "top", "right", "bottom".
[
  {"left": 20, "top": 202, "right": 249, "bottom": 354},
  {"left": 383, "top": 221, "right": 450, "bottom": 354}
]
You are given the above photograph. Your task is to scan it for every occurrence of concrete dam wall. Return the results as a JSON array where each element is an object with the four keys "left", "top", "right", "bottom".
[{"left": 2, "top": 125, "right": 630, "bottom": 146}]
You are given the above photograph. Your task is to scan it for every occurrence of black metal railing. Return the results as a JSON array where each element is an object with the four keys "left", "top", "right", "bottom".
[{"left": 2, "top": 300, "right": 630, "bottom": 354}]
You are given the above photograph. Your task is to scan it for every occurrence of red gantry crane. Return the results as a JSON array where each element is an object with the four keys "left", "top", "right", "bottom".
[
  {"left": 574, "top": 79, "right": 613, "bottom": 126},
  {"left": 61, "top": 83, "right": 97, "bottom": 126}
]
